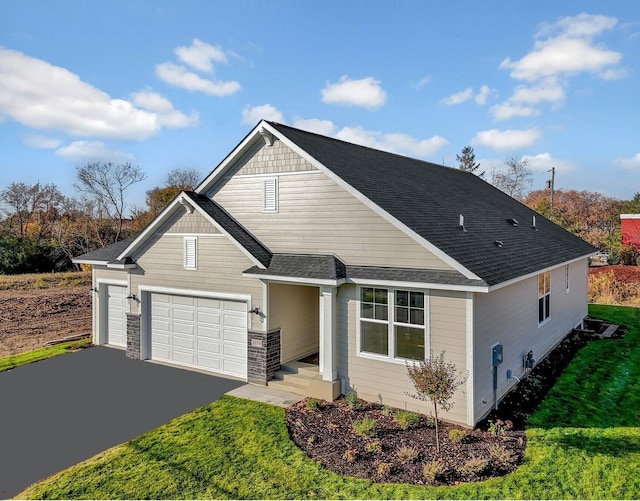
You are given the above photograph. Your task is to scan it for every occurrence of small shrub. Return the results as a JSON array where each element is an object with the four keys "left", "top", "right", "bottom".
[
  {"left": 396, "top": 446, "right": 419, "bottom": 464},
  {"left": 343, "top": 448, "right": 358, "bottom": 463},
  {"left": 425, "top": 416, "right": 436, "bottom": 428},
  {"left": 352, "top": 417, "right": 377, "bottom": 437},
  {"left": 489, "top": 445, "right": 514, "bottom": 465},
  {"left": 487, "top": 419, "right": 512, "bottom": 436},
  {"left": 423, "top": 459, "right": 444, "bottom": 484},
  {"left": 448, "top": 428, "right": 466, "bottom": 443},
  {"left": 305, "top": 398, "right": 322, "bottom": 411},
  {"left": 345, "top": 392, "right": 362, "bottom": 410},
  {"left": 394, "top": 409, "right": 420, "bottom": 430},
  {"left": 376, "top": 461, "right": 392, "bottom": 477},
  {"left": 382, "top": 404, "right": 393, "bottom": 416},
  {"left": 460, "top": 457, "right": 488, "bottom": 476},
  {"left": 366, "top": 440, "right": 381, "bottom": 453}
]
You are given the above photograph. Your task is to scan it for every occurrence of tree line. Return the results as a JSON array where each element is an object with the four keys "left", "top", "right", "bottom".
[{"left": 0, "top": 163, "right": 200, "bottom": 274}]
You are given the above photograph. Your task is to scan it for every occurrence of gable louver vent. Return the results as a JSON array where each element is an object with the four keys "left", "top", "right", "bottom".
[{"left": 263, "top": 177, "right": 278, "bottom": 212}]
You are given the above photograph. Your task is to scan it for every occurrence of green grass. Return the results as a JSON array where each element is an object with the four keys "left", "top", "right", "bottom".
[
  {"left": 17, "top": 305, "right": 640, "bottom": 499},
  {"left": 0, "top": 338, "right": 92, "bottom": 373}
]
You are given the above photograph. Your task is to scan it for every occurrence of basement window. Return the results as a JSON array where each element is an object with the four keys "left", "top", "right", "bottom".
[
  {"left": 538, "top": 272, "right": 550, "bottom": 324},
  {"left": 184, "top": 236, "right": 197, "bottom": 270}
]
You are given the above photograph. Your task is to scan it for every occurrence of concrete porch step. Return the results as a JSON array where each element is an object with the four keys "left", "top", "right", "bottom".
[{"left": 270, "top": 361, "right": 341, "bottom": 401}]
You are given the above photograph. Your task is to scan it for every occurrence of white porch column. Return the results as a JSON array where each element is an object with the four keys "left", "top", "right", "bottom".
[{"left": 319, "top": 286, "right": 337, "bottom": 382}]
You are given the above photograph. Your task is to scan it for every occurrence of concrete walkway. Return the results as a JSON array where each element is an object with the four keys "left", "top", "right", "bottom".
[{"left": 227, "top": 383, "right": 304, "bottom": 407}]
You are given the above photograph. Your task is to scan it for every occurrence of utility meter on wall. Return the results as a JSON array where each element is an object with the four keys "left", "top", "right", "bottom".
[{"left": 492, "top": 344, "right": 504, "bottom": 367}]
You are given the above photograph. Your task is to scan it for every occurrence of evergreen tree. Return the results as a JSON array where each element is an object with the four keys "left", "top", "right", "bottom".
[{"left": 456, "top": 146, "right": 485, "bottom": 178}]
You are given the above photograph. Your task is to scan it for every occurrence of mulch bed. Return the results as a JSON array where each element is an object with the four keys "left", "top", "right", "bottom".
[{"left": 285, "top": 319, "right": 623, "bottom": 486}]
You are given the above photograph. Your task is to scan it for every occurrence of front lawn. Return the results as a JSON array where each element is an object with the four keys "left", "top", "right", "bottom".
[
  {"left": 17, "top": 305, "right": 640, "bottom": 499},
  {"left": 0, "top": 338, "right": 91, "bottom": 373}
]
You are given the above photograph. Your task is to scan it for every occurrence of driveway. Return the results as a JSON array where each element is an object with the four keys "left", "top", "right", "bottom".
[{"left": 0, "top": 346, "right": 243, "bottom": 498}]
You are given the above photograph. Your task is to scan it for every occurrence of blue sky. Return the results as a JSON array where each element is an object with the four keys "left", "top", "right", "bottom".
[{"left": 1, "top": 0, "right": 639, "bottom": 210}]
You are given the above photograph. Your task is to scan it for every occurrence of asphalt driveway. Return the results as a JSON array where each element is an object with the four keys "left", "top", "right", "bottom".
[{"left": 0, "top": 346, "right": 243, "bottom": 498}]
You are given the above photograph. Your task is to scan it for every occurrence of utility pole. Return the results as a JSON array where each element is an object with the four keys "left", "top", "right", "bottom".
[{"left": 546, "top": 167, "right": 555, "bottom": 211}]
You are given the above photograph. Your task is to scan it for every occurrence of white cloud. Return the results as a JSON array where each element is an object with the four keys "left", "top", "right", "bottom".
[
  {"left": 473, "top": 128, "right": 541, "bottom": 151},
  {"left": 615, "top": 153, "right": 640, "bottom": 170},
  {"left": 522, "top": 152, "right": 575, "bottom": 173},
  {"left": 174, "top": 39, "right": 227, "bottom": 73},
  {"left": 24, "top": 134, "right": 61, "bottom": 149},
  {"left": 55, "top": 141, "right": 133, "bottom": 162},
  {"left": 510, "top": 79, "right": 565, "bottom": 104},
  {"left": 130, "top": 89, "right": 199, "bottom": 127},
  {"left": 336, "top": 126, "right": 447, "bottom": 157},
  {"left": 500, "top": 14, "right": 622, "bottom": 81},
  {"left": 321, "top": 76, "right": 386, "bottom": 109},
  {"left": 0, "top": 48, "right": 195, "bottom": 141},
  {"left": 156, "top": 62, "right": 241, "bottom": 96},
  {"left": 475, "top": 85, "right": 491, "bottom": 105},
  {"left": 490, "top": 103, "right": 540, "bottom": 121},
  {"left": 241, "top": 104, "right": 285, "bottom": 125},
  {"left": 413, "top": 76, "right": 431, "bottom": 88},
  {"left": 442, "top": 87, "right": 473, "bottom": 105},
  {"left": 292, "top": 118, "right": 336, "bottom": 136}
]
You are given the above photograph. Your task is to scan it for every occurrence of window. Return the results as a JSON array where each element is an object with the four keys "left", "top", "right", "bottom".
[
  {"left": 565, "top": 264, "right": 570, "bottom": 293},
  {"left": 538, "top": 272, "right": 550, "bottom": 323},
  {"left": 184, "top": 237, "right": 197, "bottom": 270},
  {"left": 263, "top": 177, "right": 278, "bottom": 212},
  {"left": 360, "top": 287, "right": 426, "bottom": 361}
]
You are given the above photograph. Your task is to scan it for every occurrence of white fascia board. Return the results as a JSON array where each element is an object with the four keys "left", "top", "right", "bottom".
[
  {"left": 487, "top": 253, "right": 594, "bottom": 292},
  {"left": 242, "top": 272, "right": 344, "bottom": 287},
  {"left": 195, "top": 122, "right": 266, "bottom": 194},
  {"left": 621, "top": 214, "right": 640, "bottom": 219},
  {"left": 106, "top": 263, "right": 137, "bottom": 270},
  {"left": 117, "top": 191, "right": 266, "bottom": 269},
  {"left": 71, "top": 259, "right": 109, "bottom": 265},
  {"left": 257, "top": 121, "right": 482, "bottom": 281},
  {"left": 347, "top": 277, "right": 489, "bottom": 293}
]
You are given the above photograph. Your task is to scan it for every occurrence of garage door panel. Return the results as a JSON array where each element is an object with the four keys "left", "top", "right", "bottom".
[
  {"left": 150, "top": 292, "right": 247, "bottom": 378},
  {"left": 106, "top": 285, "right": 127, "bottom": 347},
  {"left": 173, "top": 350, "right": 196, "bottom": 365},
  {"left": 223, "top": 344, "right": 246, "bottom": 359},
  {"left": 198, "top": 339, "right": 220, "bottom": 354},
  {"left": 197, "top": 311, "right": 220, "bottom": 324}
]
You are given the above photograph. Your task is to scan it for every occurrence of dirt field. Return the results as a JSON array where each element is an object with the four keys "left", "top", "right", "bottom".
[{"left": 0, "top": 272, "right": 92, "bottom": 357}]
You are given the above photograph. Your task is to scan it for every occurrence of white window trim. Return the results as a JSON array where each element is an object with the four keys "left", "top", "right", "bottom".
[
  {"left": 538, "top": 272, "right": 551, "bottom": 327},
  {"left": 356, "top": 286, "right": 430, "bottom": 364},
  {"left": 263, "top": 177, "right": 278, "bottom": 213},
  {"left": 184, "top": 236, "right": 197, "bottom": 270}
]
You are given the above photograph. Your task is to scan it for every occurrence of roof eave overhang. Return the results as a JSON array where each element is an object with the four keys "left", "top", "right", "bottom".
[
  {"left": 487, "top": 252, "right": 595, "bottom": 292},
  {"left": 242, "top": 271, "right": 345, "bottom": 287},
  {"left": 347, "top": 277, "right": 489, "bottom": 293},
  {"left": 106, "top": 262, "right": 138, "bottom": 270},
  {"left": 71, "top": 259, "right": 108, "bottom": 266}
]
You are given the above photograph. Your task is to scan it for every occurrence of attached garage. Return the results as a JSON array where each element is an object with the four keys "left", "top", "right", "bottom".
[
  {"left": 149, "top": 293, "right": 248, "bottom": 379},
  {"left": 105, "top": 284, "right": 127, "bottom": 347}
]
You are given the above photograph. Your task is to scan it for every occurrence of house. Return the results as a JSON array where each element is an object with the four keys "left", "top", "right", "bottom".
[
  {"left": 621, "top": 214, "right": 640, "bottom": 251},
  {"left": 73, "top": 120, "right": 595, "bottom": 427}
]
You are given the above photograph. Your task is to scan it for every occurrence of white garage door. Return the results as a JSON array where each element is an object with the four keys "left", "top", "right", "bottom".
[
  {"left": 150, "top": 293, "right": 247, "bottom": 379},
  {"left": 106, "top": 285, "right": 127, "bottom": 347}
]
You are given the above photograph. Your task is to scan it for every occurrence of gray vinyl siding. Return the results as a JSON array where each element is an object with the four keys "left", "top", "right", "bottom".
[
  {"left": 337, "top": 284, "right": 469, "bottom": 426},
  {"left": 161, "top": 209, "right": 220, "bottom": 234},
  {"left": 213, "top": 169, "right": 452, "bottom": 270},
  {"left": 129, "top": 233, "right": 264, "bottom": 331},
  {"left": 268, "top": 283, "right": 319, "bottom": 363},
  {"left": 472, "top": 259, "right": 589, "bottom": 422}
]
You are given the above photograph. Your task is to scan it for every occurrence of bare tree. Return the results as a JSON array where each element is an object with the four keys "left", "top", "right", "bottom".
[
  {"left": 1, "top": 182, "right": 66, "bottom": 240},
  {"left": 166, "top": 168, "right": 201, "bottom": 189},
  {"left": 456, "top": 146, "right": 485, "bottom": 178},
  {"left": 492, "top": 157, "right": 533, "bottom": 200},
  {"left": 74, "top": 162, "right": 146, "bottom": 243}
]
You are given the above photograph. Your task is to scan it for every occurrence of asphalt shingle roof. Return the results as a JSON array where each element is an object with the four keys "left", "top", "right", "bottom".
[
  {"left": 184, "top": 192, "right": 273, "bottom": 268},
  {"left": 72, "top": 237, "right": 137, "bottom": 264},
  {"left": 269, "top": 122, "right": 596, "bottom": 286},
  {"left": 244, "top": 254, "right": 346, "bottom": 281}
]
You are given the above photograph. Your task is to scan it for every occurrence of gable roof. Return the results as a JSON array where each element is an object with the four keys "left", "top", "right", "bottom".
[
  {"left": 72, "top": 237, "right": 137, "bottom": 266},
  {"left": 263, "top": 122, "right": 595, "bottom": 287}
]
